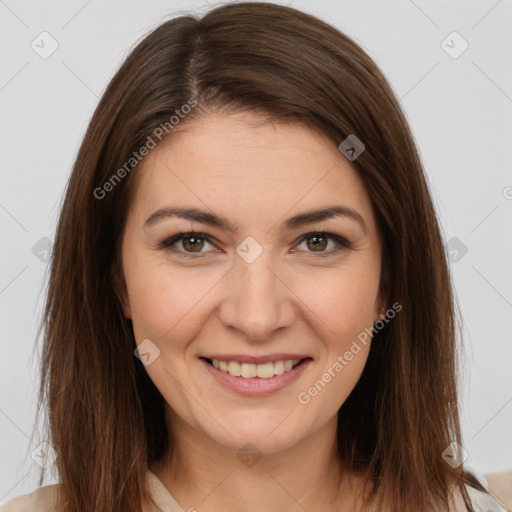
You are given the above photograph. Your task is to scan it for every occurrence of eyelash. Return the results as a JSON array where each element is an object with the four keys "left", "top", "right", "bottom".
[{"left": 159, "top": 231, "right": 353, "bottom": 259}]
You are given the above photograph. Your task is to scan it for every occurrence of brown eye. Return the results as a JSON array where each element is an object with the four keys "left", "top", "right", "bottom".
[
  {"left": 305, "top": 235, "right": 328, "bottom": 251},
  {"left": 295, "top": 232, "right": 353, "bottom": 257},
  {"left": 181, "top": 235, "right": 205, "bottom": 252},
  {"left": 160, "top": 231, "right": 352, "bottom": 259},
  {"left": 160, "top": 232, "right": 216, "bottom": 256}
]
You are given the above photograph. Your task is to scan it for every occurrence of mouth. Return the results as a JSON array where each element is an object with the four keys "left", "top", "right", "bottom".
[
  {"left": 200, "top": 357, "right": 310, "bottom": 378},
  {"left": 199, "top": 356, "right": 313, "bottom": 396}
]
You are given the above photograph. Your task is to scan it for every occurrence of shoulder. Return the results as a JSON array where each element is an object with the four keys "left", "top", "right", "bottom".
[
  {"left": 486, "top": 471, "right": 512, "bottom": 511},
  {"left": 0, "top": 483, "right": 60, "bottom": 512},
  {"left": 0, "top": 471, "right": 182, "bottom": 512},
  {"left": 450, "top": 482, "right": 510, "bottom": 512},
  {"left": 466, "top": 483, "right": 510, "bottom": 511}
]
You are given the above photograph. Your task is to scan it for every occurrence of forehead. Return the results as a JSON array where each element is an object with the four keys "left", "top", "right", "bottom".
[{"left": 127, "top": 112, "right": 376, "bottom": 233}]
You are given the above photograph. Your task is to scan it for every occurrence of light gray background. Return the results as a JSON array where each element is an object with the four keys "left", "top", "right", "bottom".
[{"left": 1, "top": 0, "right": 511, "bottom": 503}]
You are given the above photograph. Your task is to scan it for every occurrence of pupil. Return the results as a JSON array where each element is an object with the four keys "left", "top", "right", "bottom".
[
  {"left": 309, "top": 236, "right": 326, "bottom": 251},
  {"left": 185, "top": 236, "right": 203, "bottom": 251}
]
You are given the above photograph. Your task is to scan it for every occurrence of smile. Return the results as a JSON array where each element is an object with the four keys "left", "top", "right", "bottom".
[
  {"left": 209, "top": 358, "right": 302, "bottom": 378},
  {"left": 199, "top": 357, "right": 313, "bottom": 396}
]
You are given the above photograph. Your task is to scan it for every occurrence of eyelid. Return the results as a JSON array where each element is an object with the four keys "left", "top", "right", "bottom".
[{"left": 159, "top": 231, "right": 353, "bottom": 257}]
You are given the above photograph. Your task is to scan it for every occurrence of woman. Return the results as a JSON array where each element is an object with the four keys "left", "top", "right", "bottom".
[{"left": 1, "top": 2, "right": 508, "bottom": 511}]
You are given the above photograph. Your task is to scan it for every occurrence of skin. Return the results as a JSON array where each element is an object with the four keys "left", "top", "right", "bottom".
[{"left": 118, "top": 111, "right": 386, "bottom": 512}]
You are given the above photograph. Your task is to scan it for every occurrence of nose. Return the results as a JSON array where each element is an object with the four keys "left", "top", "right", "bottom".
[{"left": 217, "top": 249, "right": 296, "bottom": 341}]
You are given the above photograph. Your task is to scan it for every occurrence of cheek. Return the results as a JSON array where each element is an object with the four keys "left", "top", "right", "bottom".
[
  {"left": 292, "top": 262, "right": 380, "bottom": 342},
  {"left": 124, "top": 253, "right": 223, "bottom": 344}
]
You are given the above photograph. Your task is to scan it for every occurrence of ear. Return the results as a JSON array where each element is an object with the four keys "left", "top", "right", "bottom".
[
  {"left": 373, "top": 288, "right": 387, "bottom": 324},
  {"left": 374, "top": 250, "right": 391, "bottom": 323},
  {"left": 111, "top": 259, "right": 131, "bottom": 319}
]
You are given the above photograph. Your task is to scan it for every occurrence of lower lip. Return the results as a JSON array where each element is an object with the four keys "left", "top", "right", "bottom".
[{"left": 200, "top": 358, "right": 312, "bottom": 396}]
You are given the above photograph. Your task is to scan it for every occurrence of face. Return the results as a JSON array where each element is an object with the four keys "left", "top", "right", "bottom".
[{"left": 118, "top": 111, "right": 385, "bottom": 454}]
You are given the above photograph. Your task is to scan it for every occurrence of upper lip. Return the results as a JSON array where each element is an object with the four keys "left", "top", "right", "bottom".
[{"left": 200, "top": 354, "right": 312, "bottom": 364}]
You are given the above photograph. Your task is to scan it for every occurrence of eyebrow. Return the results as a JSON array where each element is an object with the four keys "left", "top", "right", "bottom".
[{"left": 143, "top": 205, "right": 367, "bottom": 234}]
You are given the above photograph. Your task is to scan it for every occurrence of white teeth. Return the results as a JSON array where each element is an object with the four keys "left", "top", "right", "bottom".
[
  {"left": 273, "top": 361, "right": 284, "bottom": 375},
  {"left": 256, "top": 362, "right": 274, "bottom": 379},
  {"left": 228, "top": 361, "right": 241, "bottom": 376},
  {"left": 241, "top": 362, "right": 257, "bottom": 378},
  {"left": 210, "top": 358, "right": 302, "bottom": 379}
]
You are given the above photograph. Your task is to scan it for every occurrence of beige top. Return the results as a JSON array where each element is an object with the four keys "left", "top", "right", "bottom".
[
  {"left": 486, "top": 471, "right": 512, "bottom": 511},
  {"left": 0, "top": 471, "right": 184, "bottom": 512},
  {"left": 0, "top": 470, "right": 508, "bottom": 511}
]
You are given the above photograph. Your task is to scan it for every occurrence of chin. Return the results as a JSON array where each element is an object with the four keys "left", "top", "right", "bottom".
[
  {"left": 200, "top": 415, "right": 309, "bottom": 456},
  {"left": 217, "top": 432, "right": 302, "bottom": 456}
]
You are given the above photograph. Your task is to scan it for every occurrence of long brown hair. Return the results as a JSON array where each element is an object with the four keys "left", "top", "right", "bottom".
[{"left": 35, "top": 2, "right": 494, "bottom": 511}]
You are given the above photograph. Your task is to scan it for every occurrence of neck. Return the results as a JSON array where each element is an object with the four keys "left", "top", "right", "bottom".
[{"left": 150, "top": 408, "right": 365, "bottom": 512}]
